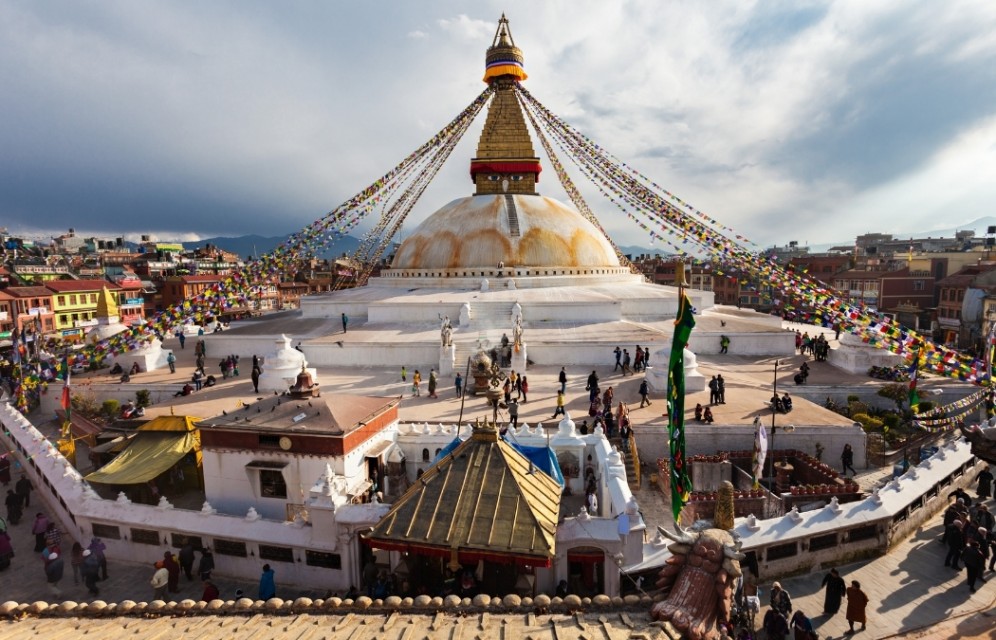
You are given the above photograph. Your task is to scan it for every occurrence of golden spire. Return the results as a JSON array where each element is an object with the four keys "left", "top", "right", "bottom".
[
  {"left": 483, "top": 13, "right": 527, "bottom": 84},
  {"left": 95, "top": 286, "right": 119, "bottom": 319},
  {"left": 471, "top": 15, "right": 540, "bottom": 196}
]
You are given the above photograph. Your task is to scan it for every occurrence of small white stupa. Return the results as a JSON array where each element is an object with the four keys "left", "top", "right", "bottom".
[
  {"left": 828, "top": 331, "right": 903, "bottom": 374},
  {"left": 96, "top": 287, "right": 172, "bottom": 373},
  {"left": 645, "top": 345, "right": 706, "bottom": 394},
  {"left": 257, "top": 334, "right": 319, "bottom": 393}
]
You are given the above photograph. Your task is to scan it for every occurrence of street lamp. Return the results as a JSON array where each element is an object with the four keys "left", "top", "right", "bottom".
[{"left": 768, "top": 360, "right": 779, "bottom": 479}]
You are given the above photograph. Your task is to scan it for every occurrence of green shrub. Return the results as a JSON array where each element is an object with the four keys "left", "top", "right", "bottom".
[
  {"left": 135, "top": 389, "right": 151, "bottom": 408},
  {"left": 851, "top": 413, "right": 884, "bottom": 432},
  {"left": 848, "top": 400, "right": 870, "bottom": 417},
  {"left": 101, "top": 399, "right": 120, "bottom": 419},
  {"left": 881, "top": 413, "right": 901, "bottom": 430}
]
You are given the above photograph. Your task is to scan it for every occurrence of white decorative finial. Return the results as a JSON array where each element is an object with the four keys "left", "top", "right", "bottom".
[
  {"left": 156, "top": 495, "right": 174, "bottom": 510},
  {"left": 115, "top": 491, "right": 132, "bottom": 505},
  {"left": 246, "top": 507, "right": 261, "bottom": 521},
  {"left": 827, "top": 496, "right": 843, "bottom": 514},
  {"left": 200, "top": 501, "right": 217, "bottom": 515}
]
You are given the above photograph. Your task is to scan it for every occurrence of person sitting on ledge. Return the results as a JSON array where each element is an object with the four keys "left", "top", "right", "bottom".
[
  {"left": 694, "top": 403, "right": 704, "bottom": 422},
  {"left": 703, "top": 406, "right": 715, "bottom": 424},
  {"left": 174, "top": 383, "right": 193, "bottom": 397},
  {"left": 782, "top": 392, "right": 793, "bottom": 413},
  {"left": 771, "top": 394, "right": 784, "bottom": 412},
  {"left": 204, "top": 375, "right": 217, "bottom": 388},
  {"left": 130, "top": 362, "right": 141, "bottom": 375},
  {"left": 109, "top": 363, "right": 123, "bottom": 376}
]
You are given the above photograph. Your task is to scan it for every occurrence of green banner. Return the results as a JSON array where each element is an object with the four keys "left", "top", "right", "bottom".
[{"left": 668, "top": 293, "right": 695, "bottom": 521}]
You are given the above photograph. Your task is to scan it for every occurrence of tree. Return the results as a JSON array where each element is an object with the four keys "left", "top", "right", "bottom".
[{"left": 877, "top": 383, "right": 909, "bottom": 413}]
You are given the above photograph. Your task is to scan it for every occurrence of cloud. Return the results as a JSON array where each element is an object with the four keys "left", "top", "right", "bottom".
[
  {"left": 437, "top": 14, "right": 493, "bottom": 42},
  {"left": 1, "top": 1, "right": 995, "bottom": 253}
]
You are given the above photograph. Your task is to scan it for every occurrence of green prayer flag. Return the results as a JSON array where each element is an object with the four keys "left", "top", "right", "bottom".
[{"left": 668, "top": 293, "right": 695, "bottom": 521}]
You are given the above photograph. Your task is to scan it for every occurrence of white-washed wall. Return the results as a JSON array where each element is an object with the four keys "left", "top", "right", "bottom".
[
  {"left": 635, "top": 424, "right": 868, "bottom": 471},
  {"left": 0, "top": 400, "right": 384, "bottom": 593}
]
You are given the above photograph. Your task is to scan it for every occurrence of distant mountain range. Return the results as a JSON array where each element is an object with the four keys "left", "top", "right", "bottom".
[{"left": 187, "top": 234, "right": 362, "bottom": 260}]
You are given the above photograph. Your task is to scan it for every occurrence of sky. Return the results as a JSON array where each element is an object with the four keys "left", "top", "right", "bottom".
[{"left": 2, "top": 0, "right": 996, "bottom": 250}]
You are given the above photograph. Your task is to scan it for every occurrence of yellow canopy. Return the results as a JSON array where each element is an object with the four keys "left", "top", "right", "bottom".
[{"left": 85, "top": 428, "right": 200, "bottom": 485}]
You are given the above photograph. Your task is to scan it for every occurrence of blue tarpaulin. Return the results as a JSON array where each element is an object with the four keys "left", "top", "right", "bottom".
[
  {"left": 508, "top": 441, "right": 565, "bottom": 486},
  {"left": 431, "top": 436, "right": 565, "bottom": 486}
]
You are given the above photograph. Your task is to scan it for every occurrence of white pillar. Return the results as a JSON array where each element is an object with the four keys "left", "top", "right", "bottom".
[
  {"left": 439, "top": 344, "right": 456, "bottom": 375},
  {"left": 511, "top": 343, "right": 527, "bottom": 372}
]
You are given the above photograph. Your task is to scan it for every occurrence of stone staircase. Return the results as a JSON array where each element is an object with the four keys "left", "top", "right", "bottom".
[
  {"left": 610, "top": 437, "right": 642, "bottom": 491},
  {"left": 450, "top": 301, "right": 522, "bottom": 367},
  {"left": 504, "top": 194, "right": 521, "bottom": 237}
]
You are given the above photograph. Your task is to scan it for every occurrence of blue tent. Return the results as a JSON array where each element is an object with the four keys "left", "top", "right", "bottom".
[{"left": 431, "top": 436, "right": 565, "bottom": 486}]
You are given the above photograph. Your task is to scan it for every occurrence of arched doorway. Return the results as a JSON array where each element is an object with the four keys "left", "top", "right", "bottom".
[{"left": 567, "top": 546, "right": 604, "bottom": 596}]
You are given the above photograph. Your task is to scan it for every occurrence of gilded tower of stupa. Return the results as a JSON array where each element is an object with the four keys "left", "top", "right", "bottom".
[{"left": 471, "top": 14, "right": 542, "bottom": 197}]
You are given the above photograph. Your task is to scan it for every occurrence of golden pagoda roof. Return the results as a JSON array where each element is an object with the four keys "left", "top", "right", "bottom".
[{"left": 364, "top": 423, "right": 561, "bottom": 566}]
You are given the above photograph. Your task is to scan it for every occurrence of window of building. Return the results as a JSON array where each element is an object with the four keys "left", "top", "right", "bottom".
[
  {"left": 305, "top": 550, "right": 342, "bottom": 569},
  {"left": 69, "top": 295, "right": 77, "bottom": 305},
  {"left": 214, "top": 539, "right": 248, "bottom": 557},
  {"left": 130, "top": 528, "right": 162, "bottom": 545},
  {"left": 91, "top": 294, "right": 97, "bottom": 303},
  {"left": 422, "top": 448, "right": 430, "bottom": 462},
  {"left": 91, "top": 523, "right": 122, "bottom": 540},
  {"left": 259, "top": 469, "right": 287, "bottom": 498},
  {"left": 259, "top": 544, "right": 294, "bottom": 563},
  {"left": 58, "top": 296, "right": 66, "bottom": 305},
  {"left": 258, "top": 435, "right": 281, "bottom": 449},
  {"left": 246, "top": 460, "right": 288, "bottom": 498}
]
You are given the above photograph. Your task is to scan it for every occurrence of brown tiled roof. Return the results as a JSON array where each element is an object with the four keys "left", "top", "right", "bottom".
[
  {"left": 3, "top": 286, "right": 55, "bottom": 298},
  {"left": 45, "top": 279, "right": 119, "bottom": 292}
]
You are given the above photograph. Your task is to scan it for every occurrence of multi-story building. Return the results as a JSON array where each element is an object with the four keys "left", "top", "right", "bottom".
[
  {"left": 936, "top": 266, "right": 996, "bottom": 349},
  {"left": 45, "top": 280, "right": 121, "bottom": 336},
  {"left": 0, "top": 290, "right": 15, "bottom": 343},
  {"left": 832, "top": 269, "right": 886, "bottom": 310},
  {"left": 10, "top": 261, "right": 71, "bottom": 283},
  {"left": 2, "top": 286, "right": 56, "bottom": 338},
  {"left": 787, "top": 255, "right": 852, "bottom": 285},
  {"left": 159, "top": 275, "right": 224, "bottom": 311},
  {"left": 114, "top": 276, "right": 147, "bottom": 327},
  {"left": 277, "top": 282, "right": 310, "bottom": 310}
]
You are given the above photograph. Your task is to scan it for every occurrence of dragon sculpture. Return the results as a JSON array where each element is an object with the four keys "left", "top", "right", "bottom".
[{"left": 651, "top": 481, "right": 745, "bottom": 640}]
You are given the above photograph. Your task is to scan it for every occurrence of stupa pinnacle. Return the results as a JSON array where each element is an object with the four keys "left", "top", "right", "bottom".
[{"left": 471, "top": 15, "right": 541, "bottom": 196}]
